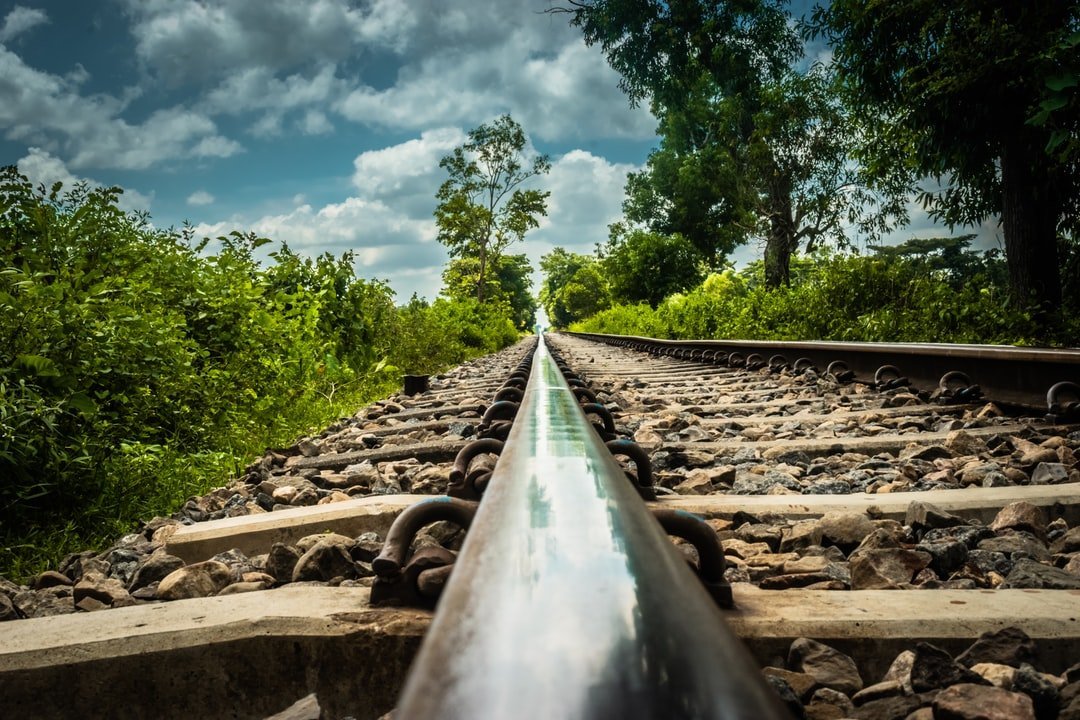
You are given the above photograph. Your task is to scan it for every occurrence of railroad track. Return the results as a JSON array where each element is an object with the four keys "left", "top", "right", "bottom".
[{"left": 1, "top": 332, "right": 1079, "bottom": 719}]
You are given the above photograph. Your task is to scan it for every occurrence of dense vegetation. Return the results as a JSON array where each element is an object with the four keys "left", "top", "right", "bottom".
[
  {"left": 549, "top": 0, "right": 1079, "bottom": 321},
  {"left": 0, "top": 167, "right": 517, "bottom": 578},
  {"left": 571, "top": 239, "right": 1080, "bottom": 346}
]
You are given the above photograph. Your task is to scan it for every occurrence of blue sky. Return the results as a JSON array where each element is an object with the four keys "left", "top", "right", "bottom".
[{"left": 1, "top": 0, "right": 998, "bottom": 302}]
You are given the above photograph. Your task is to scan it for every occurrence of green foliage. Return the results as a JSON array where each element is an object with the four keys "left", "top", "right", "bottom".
[
  {"left": 434, "top": 115, "right": 550, "bottom": 303},
  {"left": 809, "top": 0, "right": 1080, "bottom": 311},
  {"left": 573, "top": 248, "right": 1080, "bottom": 347},
  {"left": 602, "top": 226, "right": 705, "bottom": 307},
  {"left": 441, "top": 253, "right": 538, "bottom": 331},
  {"left": 555, "top": 1, "right": 904, "bottom": 287},
  {"left": 0, "top": 167, "right": 517, "bottom": 579},
  {"left": 392, "top": 295, "right": 519, "bottom": 375},
  {"left": 539, "top": 248, "right": 612, "bottom": 328}
]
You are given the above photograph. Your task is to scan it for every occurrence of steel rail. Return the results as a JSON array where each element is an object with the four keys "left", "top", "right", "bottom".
[
  {"left": 568, "top": 331, "right": 1080, "bottom": 411},
  {"left": 393, "top": 334, "right": 788, "bottom": 719}
]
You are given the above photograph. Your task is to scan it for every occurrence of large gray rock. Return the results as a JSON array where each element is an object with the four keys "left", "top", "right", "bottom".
[
  {"left": 910, "top": 642, "right": 989, "bottom": 692},
  {"left": 291, "top": 540, "right": 357, "bottom": 583},
  {"left": 265, "top": 543, "right": 302, "bottom": 584},
  {"left": 0, "top": 592, "right": 19, "bottom": 621},
  {"left": 156, "top": 561, "right": 232, "bottom": 600},
  {"left": 1052, "top": 527, "right": 1080, "bottom": 555},
  {"left": 1003, "top": 558, "right": 1080, "bottom": 589},
  {"left": 128, "top": 553, "right": 186, "bottom": 592},
  {"left": 1030, "top": 462, "right": 1070, "bottom": 485},
  {"left": 978, "top": 533, "right": 1051, "bottom": 562},
  {"left": 788, "top": 637, "right": 863, "bottom": 696},
  {"left": 906, "top": 501, "right": 967, "bottom": 532},
  {"left": 957, "top": 627, "right": 1038, "bottom": 669}
]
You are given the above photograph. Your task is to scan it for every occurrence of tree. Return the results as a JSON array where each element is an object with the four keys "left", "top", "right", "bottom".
[
  {"left": 602, "top": 225, "right": 705, "bottom": 307},
  {"left": 553, "top": 1, "right": 902, "bottom": 287},
  {"left": 441, "top": 253, "right": 538, "bottom": 331},
  {"left": 810, "top": 1, "right": 1080, "bottom": 313},
  {"left": 434, "top": 115, "right": 550, "bottom": 303},
  {"left": 539, "top": 248, "right": 612, "bottom": 327}
]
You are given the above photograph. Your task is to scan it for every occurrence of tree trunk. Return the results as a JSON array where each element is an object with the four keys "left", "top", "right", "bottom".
[
  {"left": 476, "top": 245, "right": 487, "bottom": 303},
  {"left": 999, "top": 131, "right": 1062, "bottom": 314},
  {"left": 763, "top": 179, "right": 797, "bottom": 289}
]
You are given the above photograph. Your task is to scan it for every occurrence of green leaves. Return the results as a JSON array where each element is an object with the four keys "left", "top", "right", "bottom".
[{"left": 434, "top": 115, "right": 550, "bottom": 303}]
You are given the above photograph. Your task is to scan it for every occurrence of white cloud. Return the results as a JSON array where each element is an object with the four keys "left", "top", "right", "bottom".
[
  {"left": 335, "top": 5, "right": 656, "bottom": 143},
  {"left": 122, "top": 0, "right": 415, "bottom": 86},
  {"left": 299, "top": 110, "right": 333, "bottom": 136},
  {"left": 0, "top": 5, "right": 48, "bottom": 43},
  {"left": 351, "top": 127, "right": 466, "bottom": 213},
  {"left": 16, "top": 147, "right": 153, "bottom": 213},
  {"left": 187, "top": 190, "right": 214, "bottom": 206},
  {"left": 526, "top": 149, "right": 636, "bottom": 260},
  {"left": 191, "top": 134, "right": 635, "bottom": 301},
  {"left": 0, "top": 46, "right": 241, "bottom": 170}
]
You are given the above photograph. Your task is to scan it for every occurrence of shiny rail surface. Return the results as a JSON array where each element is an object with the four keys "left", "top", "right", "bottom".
[
  {"left": 393, "top": 334, "right": 788, "bottom": 719},
  {"left": 569, "top": 331, "right": 1080, "bottom": 412}
]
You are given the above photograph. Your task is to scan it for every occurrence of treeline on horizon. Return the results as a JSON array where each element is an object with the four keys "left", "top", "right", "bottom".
[{"left": 0, "top": 168, "right": 519, "bottom": 578}]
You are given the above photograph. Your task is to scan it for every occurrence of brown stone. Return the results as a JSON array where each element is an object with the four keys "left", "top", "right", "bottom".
[
  {"left": 849, "top": 548, "right": 931, "bottom": 589},
  {"left": 852, "top": 680, "right": 905, "bottom": 706},
  {"left": 989, "top": 502, "right": 1047, "bottom": 539},
  {"left": 32, "top": 571, "right": 73, "bottom": 590},
  {"left": 157, "top": 561, "right": 233, "bottom": 600},
  {"left": 933, "top": 683, "right": 1035, "bottom": 720},
  {"left": 763, "top": 666, "right": 818, "bottom": 701},
  {"left": 818, "top": 512, "right": 875, "bottom": 551},
  {"left": 73, "top": 572, "right": 131, "bottom": 607}
]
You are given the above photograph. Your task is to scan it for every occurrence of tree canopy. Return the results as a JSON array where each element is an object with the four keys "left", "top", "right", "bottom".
[
  {"left": 809, "top": 0, "right": 1080, "bottom": 312},
  {"left": 602, "top": 225, "right": 705, "bottom": 307},
  {"left": 434, "top": 114, "right": 550, "bottom": 303},
  {"left": 539, "top": 248, "right": 612, "bottom": 327},
  {"left": 441, "top": 253, "right": 538, "bottom": 331}
]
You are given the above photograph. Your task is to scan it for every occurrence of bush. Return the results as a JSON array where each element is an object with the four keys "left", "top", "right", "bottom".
[
  {"left": 0, "top": 168, "right": 519, "bottom": 578},
  {"left": 573, "top": 249, "right": 1078, "bottom": 346}
]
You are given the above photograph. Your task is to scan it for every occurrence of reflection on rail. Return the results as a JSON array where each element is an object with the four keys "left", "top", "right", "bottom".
[{"left": 387, "top": 334, "right": 789, "bottom": 719}]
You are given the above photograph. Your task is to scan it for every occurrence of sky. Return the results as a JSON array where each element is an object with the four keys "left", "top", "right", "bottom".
[{"left": 1, "top": 0, "right": 1000, "bottom": 303}]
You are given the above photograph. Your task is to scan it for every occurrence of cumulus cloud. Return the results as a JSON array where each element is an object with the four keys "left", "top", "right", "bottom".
[
  {"left": 187, "top": 190, "right": 215, "bottom": 206},
  {"left": 17, "top": 147, "right": 153, "bottom": 213},
  {"left": 299, "top": 110, "right": 333, "bottom": 136},
  {"left": 121, "top": 0, "right": 415, "bottom": 86},
  {"left": 526, "top": 149, "right": 636, "bottom": 258},
  {"left": 0, "top": 5, "right": 48, "bottom": 43},
  {"left": 0, "top": 46, "right": 241, "bottom": 170},
  {"left": 336, "top": 1, "right": 655, "bottom": 142},
  {"left": 351, "top": 127, "right": 466, "bottom": 214},
  {"left": 191, "top": 133, "right": 635, "bottom": 300}
]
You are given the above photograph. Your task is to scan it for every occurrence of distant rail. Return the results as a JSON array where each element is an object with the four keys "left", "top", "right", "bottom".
[
  {"left": 389, "top": 334, "right": 787, "bottom": 718},
  {"left": 568, "top": 332, "right": 1080, "bottom": 415}
]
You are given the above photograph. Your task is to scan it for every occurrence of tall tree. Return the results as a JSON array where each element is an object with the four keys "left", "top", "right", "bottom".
[
  {"left": 434, "top": 115, "right": 551, "bottom": 302},
  {"left": 810, "top": 0, "right": 1080, "bottom": 312},
  {"left": 552, "top": 1, "right": 901, "bottom": 287}
]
